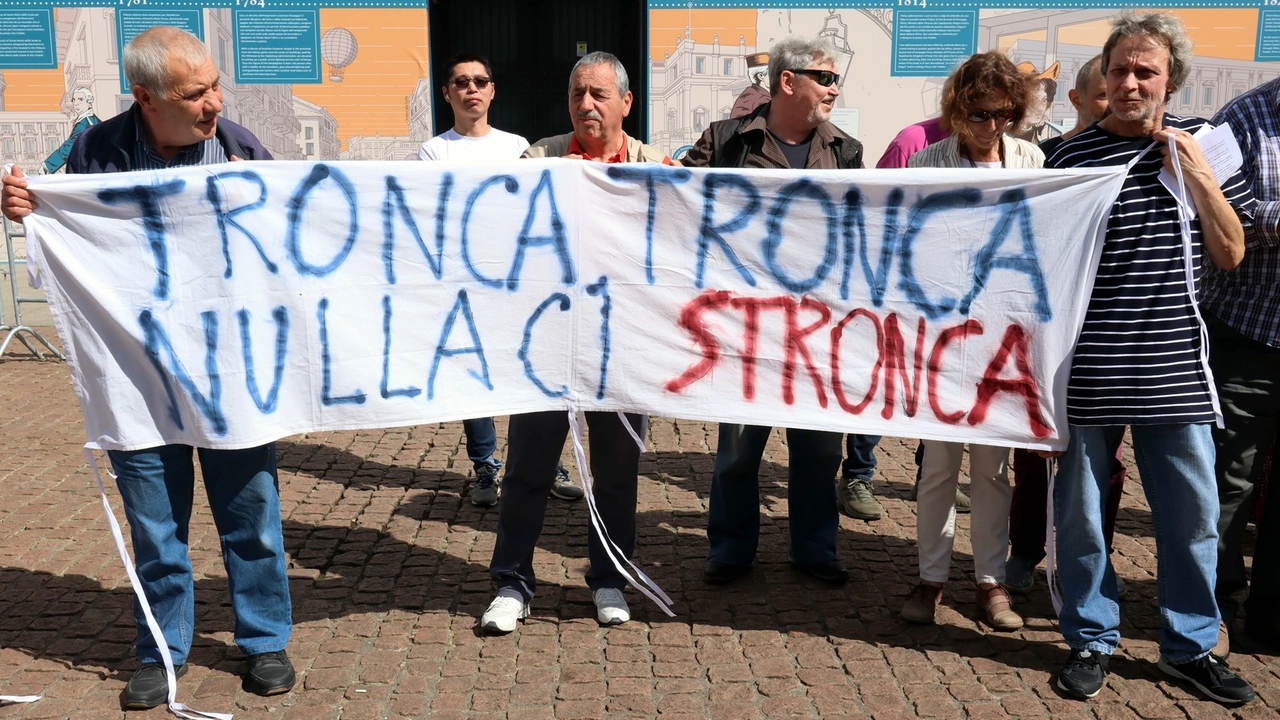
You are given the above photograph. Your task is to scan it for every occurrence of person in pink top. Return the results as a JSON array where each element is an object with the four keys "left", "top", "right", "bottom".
[
  {"left": 872, "top": 110, "right": 960, "bottom": 516},
  {"left": 875, "top": 116, "right": 947, "bottom": 168}
]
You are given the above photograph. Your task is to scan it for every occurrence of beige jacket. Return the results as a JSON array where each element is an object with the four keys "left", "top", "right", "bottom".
[
  {"left": 906, "top": 134, "right": 1044, "bottom": 169},
  {"left": 522, "top": 132, "right": 669, "bottom": 163}
]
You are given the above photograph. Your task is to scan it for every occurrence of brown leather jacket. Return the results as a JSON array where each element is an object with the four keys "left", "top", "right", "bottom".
[{"left": 681, "top": 102, "right": 863, "bottom": 170}]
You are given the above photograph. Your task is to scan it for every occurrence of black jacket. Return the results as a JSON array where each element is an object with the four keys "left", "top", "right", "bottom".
[{"left": 67, "top": 104, "right": 272, "bottom": 175}]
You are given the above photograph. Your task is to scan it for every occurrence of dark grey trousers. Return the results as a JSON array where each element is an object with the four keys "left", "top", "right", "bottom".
[
  {"left": 489, "top": 410, "right": 644, "bottom": 602},
  {"left": 1208, "top": 315, "right": 1280, "bottom": 625}
]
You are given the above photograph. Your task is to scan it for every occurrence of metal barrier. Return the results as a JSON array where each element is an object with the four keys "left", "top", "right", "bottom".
[{"left": 1, "top": 217, "right": 64, "bottom": 361}]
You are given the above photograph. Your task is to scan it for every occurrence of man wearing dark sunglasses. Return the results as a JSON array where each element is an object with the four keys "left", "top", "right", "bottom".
[
  {"left": 418, "top": 53, "right": 585, "bottom": 507},
  {"left": 418, "top": 52, "right": 529, "bottom": 163},
  {"left": 681, "top": 35, "right": 864, "bottom": 589}
]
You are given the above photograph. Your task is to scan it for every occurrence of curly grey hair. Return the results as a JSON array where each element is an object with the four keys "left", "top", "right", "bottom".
[
  {"left": 1102, "top": 11, "right": 1193, "bottom": 96},
  {"left": 767, "top": 35, "right": 840, "bottom": 97},
  {"left": 569, "top": 51, "right": 629, "bottom": 97},
  {"left": 123, "top": 26, "right": 210, "bottom": 96}
]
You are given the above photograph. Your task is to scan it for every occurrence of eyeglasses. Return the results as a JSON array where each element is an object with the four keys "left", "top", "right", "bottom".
[
  {"left": 967, "top": 108, "right": 1017, "bottom": 124},
  {"left": 790, "top": 68, "right": 841, "bottom": 87},
  {"left": 450, "top": 76, "right": 491, "bottom": 90}
]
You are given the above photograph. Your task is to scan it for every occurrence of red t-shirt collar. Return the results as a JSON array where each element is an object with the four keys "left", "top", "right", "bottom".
[{"left": 568, "top": 134, "right": 626, "bottom": 163}]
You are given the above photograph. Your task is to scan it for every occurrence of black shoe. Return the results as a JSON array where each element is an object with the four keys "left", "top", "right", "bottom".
[
  {"left": 470, "top": 464, "right": 500, "bottom": 507},
  {"left": 1057, "top": 648, "right": 1109, "bottom": 699},
  {"left": 704, "top": 561, "right": 751, "bottom": 585},
  {"left": 790, "top": 559, "right": 849, "bottom": 586},
  {"left": 123, "top": 661, "right": 187, "bottom": 709},
  {"left": 243, "top": 650, "right": 296, "bottom": 696},
  {"left": 1158, "top": 654, "right": 1255, "bottom": 705}
]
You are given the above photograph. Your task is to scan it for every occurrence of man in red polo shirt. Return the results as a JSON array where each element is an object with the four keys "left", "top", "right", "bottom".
[
  {"left": 522, "top": 52, "right": 674, "bottom": 164},
  {"left": 481, "top": 52, "right": 672, "bottom": 635}
]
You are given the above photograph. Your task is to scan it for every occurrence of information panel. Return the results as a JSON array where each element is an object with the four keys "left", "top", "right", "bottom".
[
  {"left": 891, "top": 8, "right": 979, "bottom": 76},
  {"left": 232, "top": 9, "right": 322, "bottom": 83},
  {"left": 0, "top": 9, "right": 57, "bottom": 70},
  {"left": 1256, "top": 8, "right": 1280, "bottom": 61}
]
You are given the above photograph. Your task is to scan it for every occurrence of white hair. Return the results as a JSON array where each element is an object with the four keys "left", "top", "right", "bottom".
[
  {"left": 569, "top": 51, "right": 629, "bottom": 96},
  {"left": 72, "top": 86, "right": 94, "bottom": 104},
  {"left": 123, "top": 26, "right": 210, "bottom": 95},
  {"left": 768, "top": 35, "right": 840, "bottom": 97}
]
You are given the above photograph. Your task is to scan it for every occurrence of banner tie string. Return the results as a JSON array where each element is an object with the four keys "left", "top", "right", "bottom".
[
  {"left": 85, "top": 448, "right": 233, "bottom": 720},
  {"left": 1166, "top": 132, "right": 1224, "bottom": 425},
  {"left": 565, "top": 406, "right": 673, "bottom": 616},
  {"left": 1043, "top": 456, "right": 1063, "bottom": 616}
]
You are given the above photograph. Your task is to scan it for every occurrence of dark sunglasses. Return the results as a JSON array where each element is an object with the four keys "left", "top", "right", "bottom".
[
  {"left": 967, "top": 108, "right": 1016, "bottom": 124},
  {"left": 450, "top": 76, "right": 491, "bottom": 90},
  {"left": 791, "top": 68, "right": 840, "bottom": 87}
]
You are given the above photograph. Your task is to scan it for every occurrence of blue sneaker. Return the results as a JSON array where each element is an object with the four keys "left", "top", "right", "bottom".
[{"left": 1001, "top": 553, "right": 1036, "bottom": 595}]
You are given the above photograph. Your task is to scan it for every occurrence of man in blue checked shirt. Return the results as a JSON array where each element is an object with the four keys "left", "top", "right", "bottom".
[{"left": 1207, "top": 80, "right": 1280, "bottom": 657}]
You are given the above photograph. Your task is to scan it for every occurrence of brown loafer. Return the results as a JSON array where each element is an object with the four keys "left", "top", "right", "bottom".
[
  {"left": 977, "top": 582, "right": 1023, "bottom": 631},
  {"left": 901, "top": 583, "right": 943, "bottom": 625},
  {"left": 1212, "top": 620, "right": 1230, "bottom": 659}
]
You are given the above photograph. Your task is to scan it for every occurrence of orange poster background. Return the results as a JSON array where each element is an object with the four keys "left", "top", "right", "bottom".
[{"left": 294, "top": 8, "right": 430, "bottom": 151}]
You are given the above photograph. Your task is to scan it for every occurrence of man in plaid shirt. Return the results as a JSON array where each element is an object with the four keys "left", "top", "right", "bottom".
[{"left": 1207, "top": 81, "right": 1280, "bottom": 654}]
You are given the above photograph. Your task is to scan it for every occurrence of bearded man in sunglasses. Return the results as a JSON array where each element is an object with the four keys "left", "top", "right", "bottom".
[{"left": 681, "top": 35, "right": 865, "bottom": 588}]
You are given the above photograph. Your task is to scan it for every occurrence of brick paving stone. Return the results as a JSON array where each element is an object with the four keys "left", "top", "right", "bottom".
[{"left": 2, "top": 339, "right": 1279, "bottom": 718}]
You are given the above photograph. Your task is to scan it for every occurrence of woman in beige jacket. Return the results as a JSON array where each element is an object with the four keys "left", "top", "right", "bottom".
[{"left": 901, "top": 51, "right": 1042, "bottom": 632}]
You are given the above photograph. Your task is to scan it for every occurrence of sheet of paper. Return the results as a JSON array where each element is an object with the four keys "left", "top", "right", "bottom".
[{"left": 1158, "top": 122, "right": 1244, "bottom": 219}]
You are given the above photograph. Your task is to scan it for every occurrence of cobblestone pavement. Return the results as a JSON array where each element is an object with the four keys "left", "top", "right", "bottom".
[{"left": 1, "top": 336, "right": 1277, "bottom": 720}]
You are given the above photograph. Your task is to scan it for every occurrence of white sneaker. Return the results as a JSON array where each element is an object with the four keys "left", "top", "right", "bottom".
[
  {"left": 593, "top": 587, "right": 630, "bottom": 626},
  {"left": 480, "top": 595, "right": 529, "bottom": 634}
]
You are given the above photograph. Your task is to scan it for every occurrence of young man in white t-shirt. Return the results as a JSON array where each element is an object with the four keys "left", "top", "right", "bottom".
[
  {"left": 418, "top": 52, "right": 529, "bottom": 162},
  {"left": 418, "top": 52, "right": 582, "bottom": 506}
]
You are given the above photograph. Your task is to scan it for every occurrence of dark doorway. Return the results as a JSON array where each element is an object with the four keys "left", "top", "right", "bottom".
[{"left": 428, "top": 0, "right": 646, "bottom": 145}]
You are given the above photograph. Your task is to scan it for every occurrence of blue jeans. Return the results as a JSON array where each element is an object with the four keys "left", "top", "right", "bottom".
[
  {"left": 107, "top": 444, "right": 292, "bottom": 665},
  {"left": 1053, "top": 424, "right": 1219, "bottom": 663},
  {"left": 707, "top": 424, "right": 842, "bottom": 565},
  {"left": 842, "top": 434, "right": 882, "bottom": 479},
  {"left": 463, "top": 417, "right": 500, "bottom": 469}
]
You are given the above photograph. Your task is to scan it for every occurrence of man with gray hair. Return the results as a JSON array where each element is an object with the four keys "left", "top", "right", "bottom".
[
  {"left": 480, "top": 52, "right": 674, "bottom": 635},
  {"left": 3, "top": 25, "right": 295, "bottom": 708},
  {"left": 681, "top": 35, "right": 864, "bottom": 588},
  {"left": 1042, "top": 11, "right": 1255, "bottom": 705},
  {"left": 521, "top": 51, "right": 673, "bottom": 163}
]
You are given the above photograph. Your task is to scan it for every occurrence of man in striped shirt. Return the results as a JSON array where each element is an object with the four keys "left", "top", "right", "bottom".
[
  {"left": 1043, "top": 11, "right": 1255, "bottom": 706},
  {"left": 1207, "top": 80, "right": 1280, "bottom": 654}
]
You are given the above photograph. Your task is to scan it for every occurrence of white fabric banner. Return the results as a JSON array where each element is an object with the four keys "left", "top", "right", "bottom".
[{"left": 23, "top": 159, "right": 1125, "bottom": 452}]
